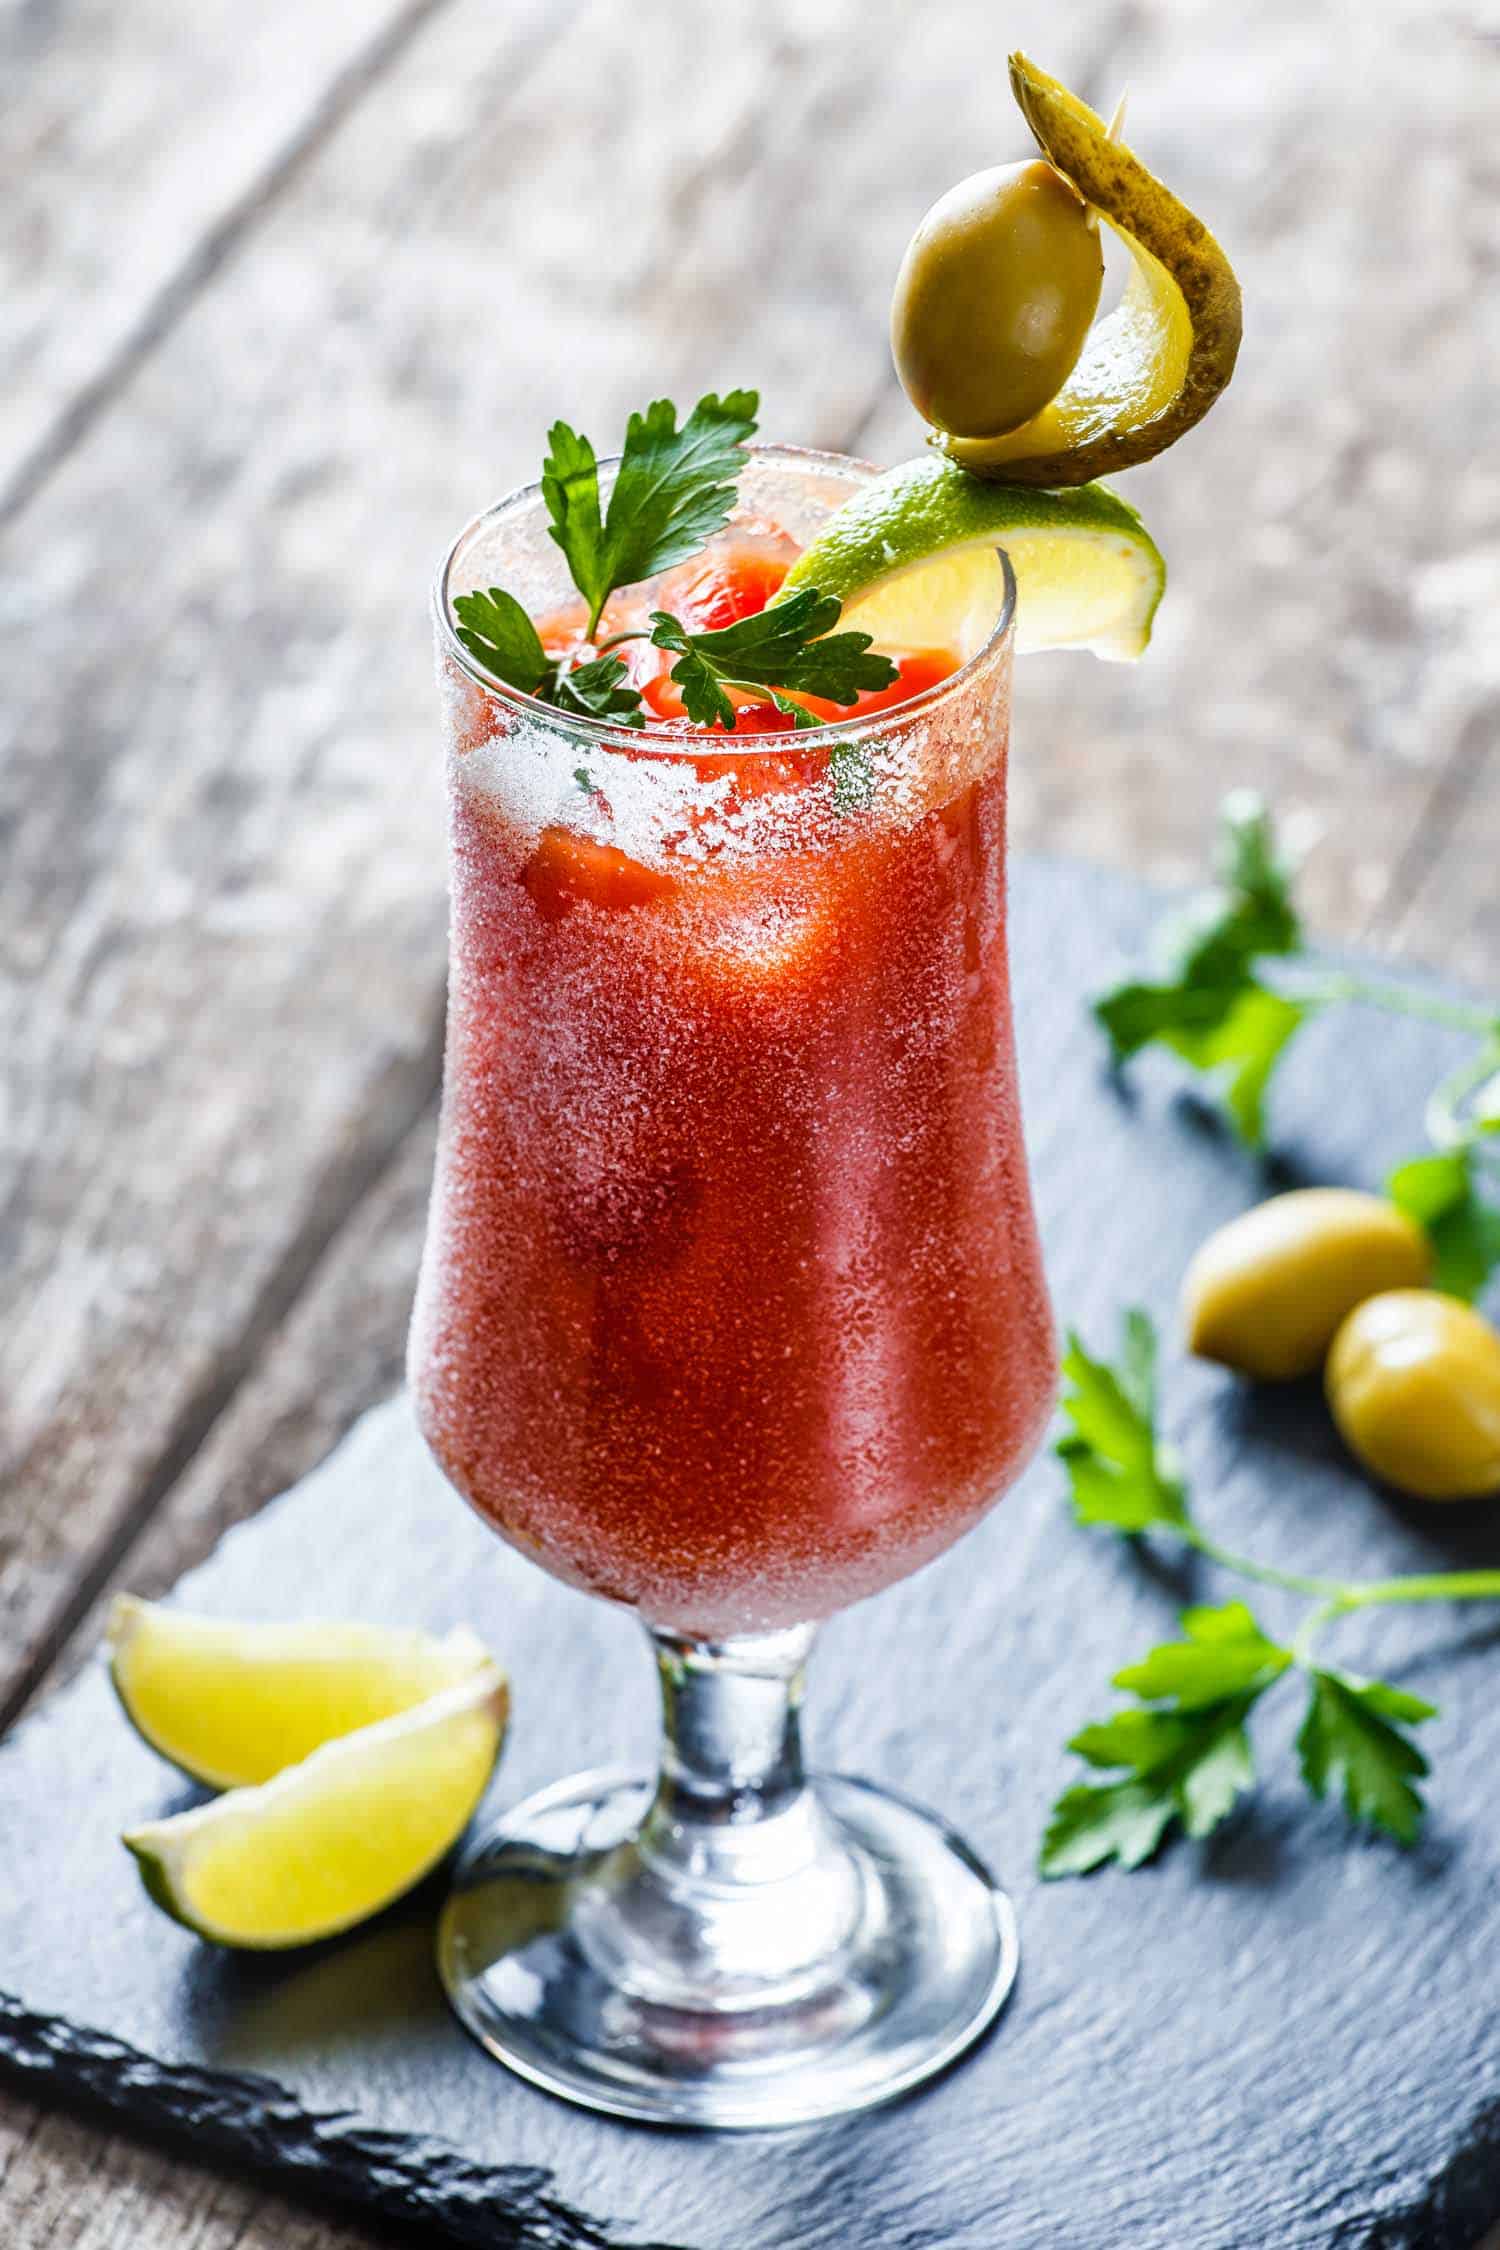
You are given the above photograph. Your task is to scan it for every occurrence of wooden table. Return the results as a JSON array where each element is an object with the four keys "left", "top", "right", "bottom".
[{"left": 3, "top": 1, "right": 1498, "bottom": 2242}]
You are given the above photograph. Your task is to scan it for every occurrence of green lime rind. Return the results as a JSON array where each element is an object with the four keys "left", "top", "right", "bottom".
[{"left": 781, "top": 456, "right": 1166, "bottom": 661}]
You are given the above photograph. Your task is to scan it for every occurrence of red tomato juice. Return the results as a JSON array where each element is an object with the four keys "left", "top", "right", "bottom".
[{"left": 409, "top": 534, "right": 1055, "bottom": 1636}]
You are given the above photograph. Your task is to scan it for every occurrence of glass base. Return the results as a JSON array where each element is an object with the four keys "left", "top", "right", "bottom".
[{"left": 437, "top": 1765, "right": 1018, "bottom": 2128}]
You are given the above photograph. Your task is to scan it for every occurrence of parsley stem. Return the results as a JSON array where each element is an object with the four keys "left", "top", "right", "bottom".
[
  {"left": 1175, "top": 1523, "right": 1347, "bottom": 1600},
  {"left": 590, "top": 630, "right": 650, "bottom": 657},
  {"left": 1425, "top": 1041, "right": 1500, "bottom": 1152},
  {"left": 1328, "top": 1569, "right": 1500, "bottom": 1613},
  {"left": 1183, "top": 1521, "right": 1500, "bottom": 1631},
  {"left": 1278, "top": 969, "right": 1500, "bottom": 1040},
  {"left": 1292, "top": 1572, "right": 1500, "bottom": 1664}
]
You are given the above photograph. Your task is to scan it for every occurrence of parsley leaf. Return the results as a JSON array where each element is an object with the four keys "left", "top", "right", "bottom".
[
  {"left": 451, "top": 593, "right": 645, "bottom": 726},
  {"left": 1041, "top": 1601, "right": 1290, "bottom": 1876},
  {"left": 828, "top": 742, "right": 876, "bottom": 811},
  {"left": 1042, "top": 1705, "right": 1257, "bottom": 1875},
  {"left": 455, "top": 392, "right": 905, "bottom": 746},
  {"left": 452, "top": 587, "right": 550, "bottom": 696},
  {"left": 1296, "top": 1669, "right": 1436, "bottom": 1845},
  {"left": 1163, "top": 987, "right": 1310, "bottom": 1149},
  {"left": 649, "top": 589, "right": 897, "bottom": 733},
  {"left": 1093, "top": 792, "right": 1310, "bottom": 1146},
  {"left": 543, "top": 391, "right": 759, "bottom": 634},
  {"left": 1113, "top": 1600, "right": 1292, "bottom": 1707},
  {"left": 538, "top": 422, "right": 606, "bottom": 628},
  {"left": 1055, "top": 1311, "right": 1190, "bottom": 1534},
  {"left": 551, "top": 652, "right": 645, "bottom": 727},
  {"left": 1386, "top": 1148, "right": 1500, "bottom": 1302}
]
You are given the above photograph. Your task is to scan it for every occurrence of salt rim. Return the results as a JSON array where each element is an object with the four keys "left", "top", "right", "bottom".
[{"left": 432, "top": 443, "right": 1018, "bottom": 755}]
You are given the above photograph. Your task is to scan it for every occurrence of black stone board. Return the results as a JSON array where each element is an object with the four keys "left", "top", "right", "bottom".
[{"left": 4, "top": 855, "right": 1500, "bottom": 2250}]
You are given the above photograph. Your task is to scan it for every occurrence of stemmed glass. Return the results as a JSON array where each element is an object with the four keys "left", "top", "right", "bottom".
[{"left": 410, "top": 448, "right": 1055, "bottom": 2126}]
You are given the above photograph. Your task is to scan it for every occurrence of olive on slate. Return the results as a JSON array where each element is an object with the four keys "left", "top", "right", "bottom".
[
  {"left": 890, "top": 158, "right": 1104, "bottom": 441},
  {"left": 1327, "top": 1290, "right": 1500, "bottom": 1501},
  {"left": 1181, "top": 1189, "right": 1431, "bottom": 1382}
]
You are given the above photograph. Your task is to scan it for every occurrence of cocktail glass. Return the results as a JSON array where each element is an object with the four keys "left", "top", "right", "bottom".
[{"left": 410, "top": 447, "right": 1055, "bottom": 2127}]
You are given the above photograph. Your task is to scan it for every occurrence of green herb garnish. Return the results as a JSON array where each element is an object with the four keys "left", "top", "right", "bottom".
[
  {"left": 542, "top": 391, "right": 757, "bottom": 638},
  {"left": 1041, "top": 1310, "right": 1500, "bottom": 1876},
  {"left": 1043, "top": 1603, "right": 1282, "bottom": 1876},
  {"left": 1093, "top": 791, "right": 1307, "bottom": 1147},
  {"left": 453, "top": 589, "right": 647, "bottom": 728},
  {"left": 1093, "top": 792, "right": 1500, "bottom": 1290},
  {"left": 1386, "top": 1148, "right": 1500, "bottom": 1303},
  {"left": 647, "top": 590, "right": 895, "bottom": 731},
  {"left": 451, "top": 389, "right": 897, "bottom": 746}
]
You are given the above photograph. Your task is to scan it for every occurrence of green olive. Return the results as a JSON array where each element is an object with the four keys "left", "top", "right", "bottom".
[
  {"left": 1327, "top": 1291, "right": 1500, "bottom": 1501},
  {"left": 890, "top": 158, "right": 1104, "bottom": 440},
  {"left": 1181, "top": 1189, "right": 1431, "bottom": 1382}
]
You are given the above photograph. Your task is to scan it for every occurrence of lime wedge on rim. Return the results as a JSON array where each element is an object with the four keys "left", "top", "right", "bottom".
[
  {"left": 123, "top": 1665, "right": 508, "bottom": 1949},
  {"left": 108, "top": 1596, "right": 494, "bottom": 1789},
  {"left": 781, "top": 456, "right": 1165, "bottom": 662}
]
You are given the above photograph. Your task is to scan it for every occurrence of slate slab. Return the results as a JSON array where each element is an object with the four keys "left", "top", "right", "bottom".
[{"left": 4, "top": 856, "right": 1500, "bottom": 2250}]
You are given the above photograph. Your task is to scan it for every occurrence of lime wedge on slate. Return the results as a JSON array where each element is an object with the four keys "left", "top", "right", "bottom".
[
  {"left": 782, "top": 457, "right": 1165, "bottom": 662},
  {"left": 123, "top": 1666, "right": 508, "bottom": 1949},
  {"left": 108, "top": 1595, "right": 493, "bottom": 1789}
]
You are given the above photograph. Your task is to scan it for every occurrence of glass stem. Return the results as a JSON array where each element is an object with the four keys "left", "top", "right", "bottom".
[
  {"left": 648, "top": 1624, "right": 814, "bottom": 1831},
  {"left": 575, "top": 1625, "right": 867, "bottom": 2009}
]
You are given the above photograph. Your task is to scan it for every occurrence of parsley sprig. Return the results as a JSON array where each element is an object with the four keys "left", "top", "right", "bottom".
[
  {"left": 542, "top": 391, "right": 757, "bottom": 639},
  {"left": 452, "top": 589, "right": 646, "bottom": 726},
  {"left": 1094, "top": 792, "right": 1500, "bottom": 1294},
  {"left": 646, "top": 590, "right": 896, "bottom": 730},
  {"left": 1042, "top": 1312, "right": 1500, "bottom": 1877},
  {"left": 451, "top": 388, "right": 897, "bottom": 740},
  {"left": 1094, "top": 792, "right": 1309, "bottom": 1146}
]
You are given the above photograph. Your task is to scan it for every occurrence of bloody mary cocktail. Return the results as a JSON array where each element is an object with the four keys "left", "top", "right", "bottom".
[{"left": 418, "top": 444, "right": 1053, "bottom": 2132}]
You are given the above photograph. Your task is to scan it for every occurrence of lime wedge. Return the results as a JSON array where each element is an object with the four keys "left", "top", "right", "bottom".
[
  {"left": 123, "top": 1666, "right": 508, "bottom": 1949},
  {"left": 941, "top": 53, "right": 1241, "bottom": 486},
  {"left": 108, "top": 1595, "right": 492, "bottom": 1789},
  {"left": 782, "top": 456, "right": 1164, "bottom": 662}
]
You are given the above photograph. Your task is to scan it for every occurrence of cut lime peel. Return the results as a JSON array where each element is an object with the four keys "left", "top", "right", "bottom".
[{"left": 781, "top": 456, "right": 1165, "bottom": 664}]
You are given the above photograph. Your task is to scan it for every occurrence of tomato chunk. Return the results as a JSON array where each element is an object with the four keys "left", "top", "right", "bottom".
[
  {"left": 522, "top": 829, "right": 676, "bottom": 920},
  {"left": 672, "top": 547, "right": 793, "bottom": 632}
]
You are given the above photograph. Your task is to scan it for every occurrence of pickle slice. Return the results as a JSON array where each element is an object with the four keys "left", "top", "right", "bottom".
[{"left": 942, "top": 53, "right": 1242, "bottom": 487}]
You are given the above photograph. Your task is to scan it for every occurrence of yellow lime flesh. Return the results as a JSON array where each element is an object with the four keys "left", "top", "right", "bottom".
[
  {"left": 781, "top": 456, "right": 1165, "bottom": 662},
  {"left": 108, "top": 1596, "right": 493, "bottom": 1789},
  {"left": 122, "top": 1666, "right": 508, "bottom": 1950}
]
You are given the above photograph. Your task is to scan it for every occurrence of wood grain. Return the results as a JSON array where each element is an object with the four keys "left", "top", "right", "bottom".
[
  {"left": 0, "top": 2083, "right": 412, "bottom": 2250},
  {"left": 52, "top": 1112, "right": 439, "bottom": 1670},
  {"left": 0, "top": 0, "right": 448, "bottom": 521}
]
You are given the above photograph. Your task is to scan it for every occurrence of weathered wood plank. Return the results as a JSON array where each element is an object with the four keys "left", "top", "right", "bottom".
[
  {"left": 0, "top": 0, "right": 1106, "bottom": 1726},
  {"left": 0, "top": 0, "right": 450, "bottom": 520},
  {"left": 55, "top": 1112, "right": 439, "bottom": 1663},
  {"left": 0, "top": 2083, "right": 404, "bottom": 2250}
]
